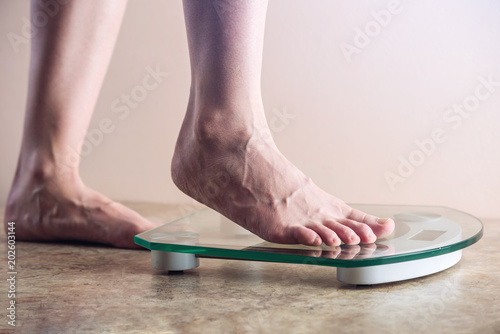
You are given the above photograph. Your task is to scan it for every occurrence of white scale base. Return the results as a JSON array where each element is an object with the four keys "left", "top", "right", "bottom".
[
  {"left": 336, "top": 250, "right": 462, "bottom": 285},
  {"left": 151, "top": 249, "right": 462, "bottom": 285}
]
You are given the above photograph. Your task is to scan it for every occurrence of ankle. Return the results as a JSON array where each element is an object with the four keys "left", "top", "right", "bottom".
[
  {"left": 14, "top": 151, "right": 79, "bottom": 186},
  {"left": 194, "top": 113, "right": 253, "bottom": 149},
  {"left": 188, "top": 97, "right": 267, "bottom": 148}
]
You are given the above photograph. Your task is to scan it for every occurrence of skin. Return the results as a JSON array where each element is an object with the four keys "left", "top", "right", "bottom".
[
  {"left": 4, "top": 0, "right": 394, "bottom": 249},
  {"left": 173, "top": 0, "right": 394, "bottom": 247},
  {"left": 4, "top": 0, "right": 154, "bottom": 248}
]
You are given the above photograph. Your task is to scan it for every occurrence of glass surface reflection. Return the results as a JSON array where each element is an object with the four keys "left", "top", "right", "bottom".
[{"left": 135, "top": 204, "right": 482, "bottom": 268}]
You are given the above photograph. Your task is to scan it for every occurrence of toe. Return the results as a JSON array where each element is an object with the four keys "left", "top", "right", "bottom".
[
  {"left": 371, "top": 217, "right": 395, "bottom": 238},
  {"left": 322, "top": 220, "right": 359, "bottom": 245},
  {"left": 289, "top": 225, "right": 322, "bottom": 246},
  {"left": 347, "top": 208, "right": 395, "bottom": 239},
  {"left": 334, "top": 218, "right": 377, "bottom": 244},
  {"left": 348, "top": 208, "right": 379, "bottom": 225},
  {"left": 308, "top": 224, "right": 341, "bottom": 246}
]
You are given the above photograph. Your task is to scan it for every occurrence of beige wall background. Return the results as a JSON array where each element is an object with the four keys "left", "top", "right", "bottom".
[{"left": 1, "top": 0, "right": 499, "bottom": 219}]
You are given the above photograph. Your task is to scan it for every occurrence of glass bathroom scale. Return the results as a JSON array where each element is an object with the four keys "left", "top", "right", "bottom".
[{"left": 135, "top": 205, "right": 483, "bottom": 285}]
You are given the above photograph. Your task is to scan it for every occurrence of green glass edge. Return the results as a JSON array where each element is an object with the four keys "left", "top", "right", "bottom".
[{"left": 134, "top": 225, "right": 483, "bottom": 268}]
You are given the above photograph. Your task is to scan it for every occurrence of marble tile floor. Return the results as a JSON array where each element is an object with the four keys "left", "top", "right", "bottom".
[{"left": 0, "top": 203, "right": 498, "bottom": 334}]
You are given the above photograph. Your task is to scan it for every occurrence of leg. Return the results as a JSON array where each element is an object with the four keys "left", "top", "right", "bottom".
[
  {"left": 4, "top": 0, "right": 155, "bottom": 248},
  {"left": 173, "top": 0, "right": 395, "bottom": 246}
]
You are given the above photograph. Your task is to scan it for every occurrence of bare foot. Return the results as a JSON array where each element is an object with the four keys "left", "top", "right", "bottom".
[
  {"left": 4, "top": 165, "right": 155, "bottom": 248},
  {"left": 172, "top": 102, "right": 395, "bottom": 247}
]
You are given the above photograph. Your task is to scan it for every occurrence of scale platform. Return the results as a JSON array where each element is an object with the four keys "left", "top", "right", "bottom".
[{"left": 135, "top": 204, "right": 483, "bottom": 285}]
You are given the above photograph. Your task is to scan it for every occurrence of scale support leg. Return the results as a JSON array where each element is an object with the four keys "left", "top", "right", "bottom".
[{"left": 151, "top": 250, "right": 199, "bottom": 271}]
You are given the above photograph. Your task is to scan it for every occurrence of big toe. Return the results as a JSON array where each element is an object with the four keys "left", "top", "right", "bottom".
[
  {"left": 347, "top": 208, "right": 395, "bottom": 239},
  {"left": 371, "top": 217, "right": 395, "bottom": 238}
]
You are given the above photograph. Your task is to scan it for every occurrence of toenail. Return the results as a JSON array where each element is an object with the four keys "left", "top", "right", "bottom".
[{"left": 377, "top": 218, "right": 390, "bottom": 224}]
